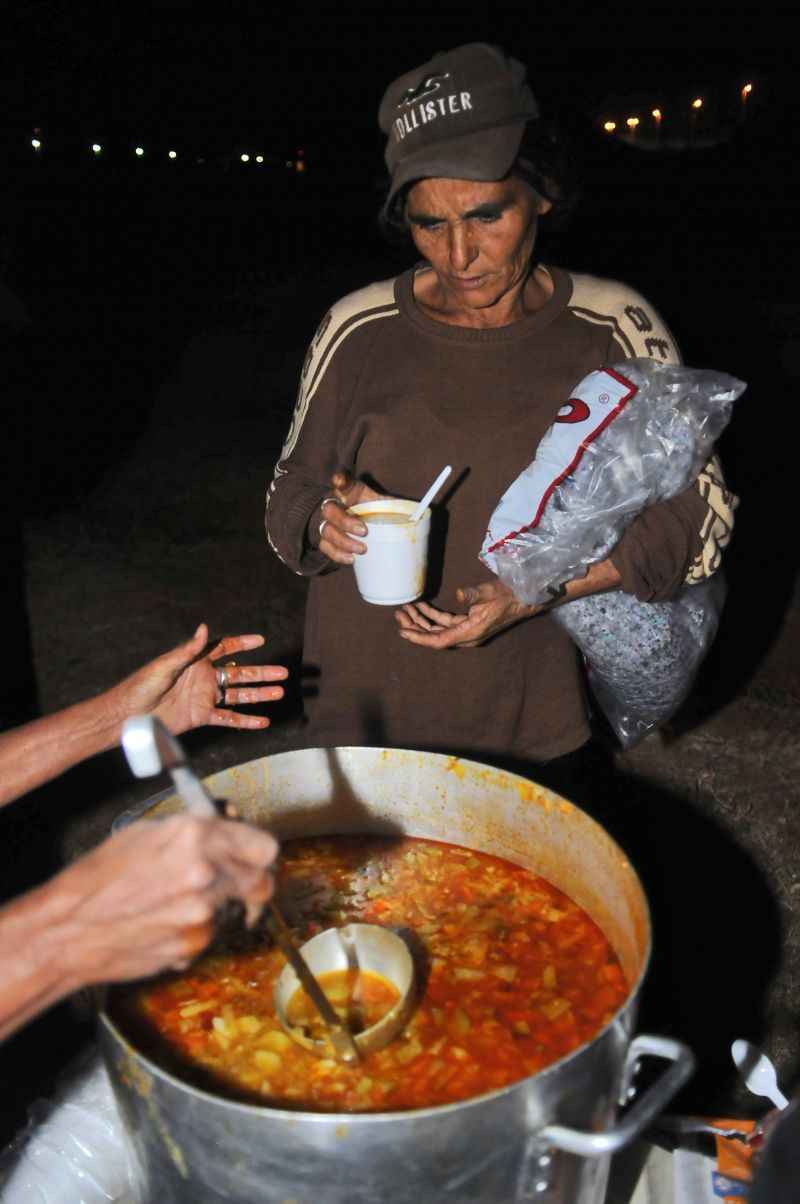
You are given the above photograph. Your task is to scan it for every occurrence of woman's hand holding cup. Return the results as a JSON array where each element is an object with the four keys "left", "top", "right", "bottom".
[{"left": 317, "top": 471, "right": 383, "bottom": 564}]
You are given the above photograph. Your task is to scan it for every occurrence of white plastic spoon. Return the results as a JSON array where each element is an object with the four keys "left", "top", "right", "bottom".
[
  {"left": 731, "top": 1039, "right": 789, "bottom": 1109},
  {"left": 408, "top": 464, "right": 452, "bottom": 524}
]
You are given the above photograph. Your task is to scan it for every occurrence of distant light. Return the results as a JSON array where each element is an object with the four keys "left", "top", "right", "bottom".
[
  {"left": 285, "top": 160, "right": 294, "bottom": 168},
  {"left": 626, "top": 117, "right": 639, "bottom": 129},
  {"left": 603, "top": 121, "right": 616, "bottom": 133},
  {"left": 651, "top": 108, "right": 662, "bottom": 120},
  {"left": 742, "top": 82, "right": 753, "bottom": 96},
  {"left": 168, "top": 150, "right": 177, "bottom": 159},
  {"left": 691, "top": 98, "right": 703, "bottom": 110},
  {"left": 92, "top": 143, "right": 102, "bottom": 154},
  {"left": 31, "top": 138, "right": 42, "bottom": 149},
  {"left": 240, "top": 153, "right": 250, "bottom": 163},
  {"left": 255, "top": 155, "right": 264, "bottom": 163},
  {"left": 135, "top": 146, "right": 145, "bottom": 156},
  {"left": 296, "top": 159, "right": 305, "bottom": 173}
]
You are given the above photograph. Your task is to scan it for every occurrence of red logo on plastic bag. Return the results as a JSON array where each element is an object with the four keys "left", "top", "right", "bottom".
[{"left": 555, "top": 399, "right": 591, "bottom": 424}]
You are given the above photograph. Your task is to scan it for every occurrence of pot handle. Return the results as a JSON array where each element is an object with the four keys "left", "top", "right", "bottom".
[{"left": 539, "top": 1034, "right": 696, "bottom": 1157}]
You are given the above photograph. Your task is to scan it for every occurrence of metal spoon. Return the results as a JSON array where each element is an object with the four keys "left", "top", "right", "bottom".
[
  {"left": 120, "top": 715, "right": 360, "bottom": 1063},
  {"left": 731, "top": 1039, "right": 789, "bottom": 1109}
]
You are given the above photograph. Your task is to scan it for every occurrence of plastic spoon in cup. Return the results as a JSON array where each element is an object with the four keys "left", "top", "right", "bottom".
[
  {"left": 121, "top": 715, "right": 360, "bottom": 1064},
  {"left": 408, "top": 465, "right": 452, "bottom": 524},
  {"left": 731, "top": 1039, "right": 789, "bottom": 1109}
]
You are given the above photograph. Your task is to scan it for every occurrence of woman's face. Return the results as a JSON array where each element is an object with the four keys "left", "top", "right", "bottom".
[{"left": 405, "top": 175, "right": 551, "bottom": 316}]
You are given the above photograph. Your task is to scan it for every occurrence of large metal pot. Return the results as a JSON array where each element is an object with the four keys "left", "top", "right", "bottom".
[{"left": 99, "top": 746, "right": 693, "bottom": 1204}]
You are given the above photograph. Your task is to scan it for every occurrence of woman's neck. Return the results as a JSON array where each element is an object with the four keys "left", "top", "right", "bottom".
[{"left": 413, "top": 264, "right": 554, "bottom": 330}]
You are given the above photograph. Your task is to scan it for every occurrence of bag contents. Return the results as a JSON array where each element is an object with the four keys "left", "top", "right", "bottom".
[
  {"left": 480, "top": 359, "right": 746, "bottom": 746},
  {"left": 555, "top": 575, "right": 726, "bottom": 748}
]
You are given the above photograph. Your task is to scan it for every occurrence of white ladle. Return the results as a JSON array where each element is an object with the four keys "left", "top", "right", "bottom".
[
  {"left": 731, "top": 1039, "right": 789, "bottom": 1109},
  {"left": 408, "top": 464, "right": 452, "bottom": 524}
]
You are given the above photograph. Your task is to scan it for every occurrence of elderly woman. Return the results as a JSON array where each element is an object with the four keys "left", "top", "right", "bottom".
[{"left": 266, "top": 43, "right": 733, "bottom": 791}]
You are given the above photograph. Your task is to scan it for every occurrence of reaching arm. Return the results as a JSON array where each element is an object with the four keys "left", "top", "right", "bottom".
[{"left": 0, "top": 623, "right": 288, "bottom": 810}]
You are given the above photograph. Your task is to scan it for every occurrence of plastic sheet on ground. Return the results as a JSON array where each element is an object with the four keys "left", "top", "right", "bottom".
[{"left": 0, "top": 1050, "right": 135, "bottom": 1204}]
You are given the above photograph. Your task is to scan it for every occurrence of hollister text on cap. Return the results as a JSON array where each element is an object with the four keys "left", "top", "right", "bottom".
[{"left": 378, "top": 43, "right": 539, "bottom": 216}]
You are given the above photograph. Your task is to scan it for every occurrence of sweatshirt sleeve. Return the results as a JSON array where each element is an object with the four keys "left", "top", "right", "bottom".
[
  {"left": 265, "top": 308, "right": 345, "bottom": 577},
  {"left": 265, "top": 279, "right": 399, "bottom": 576},
  {"left": 570, "top": 277, "right": 737, "bottom": 601}
]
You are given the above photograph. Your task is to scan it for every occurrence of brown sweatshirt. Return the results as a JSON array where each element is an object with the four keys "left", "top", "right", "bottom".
[{"left": 265, "top": 265, "right": 735, "bottom": 761}]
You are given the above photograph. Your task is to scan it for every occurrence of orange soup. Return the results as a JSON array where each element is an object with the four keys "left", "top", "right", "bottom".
[
  {"left": 287, "top": 968, "right": 401, "bottom": 1042},
  {"left": 113, "top": 835, "right": 628, "bottom": 1112}
]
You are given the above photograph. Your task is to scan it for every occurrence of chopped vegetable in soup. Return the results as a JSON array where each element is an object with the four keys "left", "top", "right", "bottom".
[{"left": 114, "top": 836, "right": 628, "bottom": 1112}]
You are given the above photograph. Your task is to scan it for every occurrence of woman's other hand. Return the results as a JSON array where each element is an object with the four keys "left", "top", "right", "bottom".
[
  {"left": 395, "top": 582, "right": 538, "bottom": 649},
  {"left": 317, "top": 471, "right": 383, "bottom": 564},
  {"left": 111, "top": 624, "right": 289, "bottom": 734},
  {"left": 395, "top": 561, "right": 623, "bottom": 650}
]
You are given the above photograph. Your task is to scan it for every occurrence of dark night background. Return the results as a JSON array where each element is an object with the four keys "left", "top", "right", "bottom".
[
  {"left": 1, "top": 0, "right": 799, "bottom": 1177},
  {"left": 2, "top": 5, "right": 792, "bottom": 514},
  {"left": 2, "top": 8, "right": 793, "bottom": 706}
]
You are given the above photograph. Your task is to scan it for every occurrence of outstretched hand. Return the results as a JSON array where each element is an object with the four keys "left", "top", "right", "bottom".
[
  {"left": 110, "top": 624, "right": 289, "bottom": 733},
  {"left": 317, "top": 470, "right": 383, "bottom": 564},
  {"left": 395, "top": 582, "right": 539, "bottom": 649}
]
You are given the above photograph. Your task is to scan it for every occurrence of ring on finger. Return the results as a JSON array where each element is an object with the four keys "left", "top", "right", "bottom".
[
  {"left": 217, "top": 667, "right": 229, "bottom": 691},
  {"left": 319, "top": 496, "right": 339, "bottom": 540}
]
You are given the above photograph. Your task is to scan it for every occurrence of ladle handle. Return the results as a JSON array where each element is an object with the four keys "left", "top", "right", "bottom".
[{"left": 267, "top": 903, "right": 360, "bottom": 1064}]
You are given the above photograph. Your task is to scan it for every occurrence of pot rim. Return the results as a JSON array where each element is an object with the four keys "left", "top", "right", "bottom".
[{"left": 101, "top": 744, "right": 652, "bottom": 1122}]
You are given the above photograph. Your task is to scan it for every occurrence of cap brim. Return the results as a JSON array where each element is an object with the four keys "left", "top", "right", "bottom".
[{"left": 382, "top": 120, "right": 527, "bottom": 220}]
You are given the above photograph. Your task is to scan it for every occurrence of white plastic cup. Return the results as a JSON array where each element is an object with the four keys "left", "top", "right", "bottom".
[{"left": 349, "top": 498, "right": 431, "bottom": 605}]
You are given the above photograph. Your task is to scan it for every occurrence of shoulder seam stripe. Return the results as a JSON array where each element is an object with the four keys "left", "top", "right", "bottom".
[
  {"left": 309, "top": 281, "right": 397, "bottom": 367},
  {"left": 272, "top": 305, "right": 399, "bottom": 476},
  {"left": 306, "top": 307, "right": 399, "bottom": 406},
  {"left": 569, "top": 304, "right": 636, "bottom": 358},
  {"left": 306, "top": 303, "right": 399, "bottom": 400}
]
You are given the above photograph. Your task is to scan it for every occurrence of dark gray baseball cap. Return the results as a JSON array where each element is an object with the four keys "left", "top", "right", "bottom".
[{"left": 378, "top": 43, "right": 539, "bottom": 218}]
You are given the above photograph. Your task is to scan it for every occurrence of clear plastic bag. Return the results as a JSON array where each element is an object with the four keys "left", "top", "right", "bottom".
[
  {"left": 480, "top": 359, "right": 745, "bottom": 747},
  {"left": 481, "top": 359, "right": 745, "bottom": 606},
  {"left": 0, "top": 1050, "right": 136, "bottom": 1204},
  {"left": 554, "top": 575, "right": 727, "bottom": 748}
]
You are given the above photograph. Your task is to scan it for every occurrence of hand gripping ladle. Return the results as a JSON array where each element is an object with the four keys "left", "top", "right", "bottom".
[{"left": 120, "top": 714, "right": 360, "bottom": 1063}]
